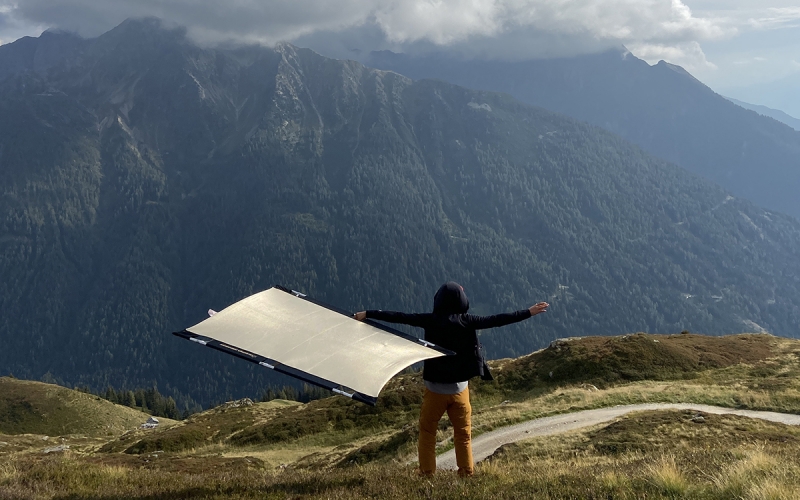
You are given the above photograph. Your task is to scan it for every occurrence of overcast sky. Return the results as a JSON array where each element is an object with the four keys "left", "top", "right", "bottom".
[{"left": 0, "top": 0, "right": 798, "bottom": 116}]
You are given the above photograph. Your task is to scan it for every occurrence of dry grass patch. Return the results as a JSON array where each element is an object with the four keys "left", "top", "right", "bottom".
[
  {"left": 746, "top": 478, "right": 800, "bottom": 500},
  {"left": 482, "top": 409, "right": 800, "bottom": 499},
  {"left": 0, "top": 456, "right": 18, "bottom": 483},
  {"left": 712, "top": 446, "right": 792, "bottom": 499},
  {"left": 646, "top": 455, "right": 690, "bottom": 497}
]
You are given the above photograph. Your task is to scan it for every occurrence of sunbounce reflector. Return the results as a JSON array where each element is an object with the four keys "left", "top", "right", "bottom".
[{"left": 173, "top": 286, "right": 452, "bottom": 405}]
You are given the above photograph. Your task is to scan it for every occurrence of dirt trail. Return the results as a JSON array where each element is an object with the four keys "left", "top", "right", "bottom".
[{"left": 437, "top": 403, "right": 800, "bottom": 470}]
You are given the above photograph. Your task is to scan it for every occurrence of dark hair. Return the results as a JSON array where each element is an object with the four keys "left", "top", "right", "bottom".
[{"left": 432, "top": 282, "right": 470, "bottom": 314}]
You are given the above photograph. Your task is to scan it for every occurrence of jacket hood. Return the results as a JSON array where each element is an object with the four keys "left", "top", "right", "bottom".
[{"left": 433, "top": 282, "right": 469, "bottom": 315}]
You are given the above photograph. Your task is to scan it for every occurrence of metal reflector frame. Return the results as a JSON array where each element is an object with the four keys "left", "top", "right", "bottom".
[{"left": 173, "top": 286, "right": 452, "bottom": 405}]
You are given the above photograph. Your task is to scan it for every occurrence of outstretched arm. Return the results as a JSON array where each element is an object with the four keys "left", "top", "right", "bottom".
[
  {"left": 353, "top": 310, "right": 431, "bottom": 328},
  {"left": 465, "top": 302, "right": 549, "bottom": 330}
]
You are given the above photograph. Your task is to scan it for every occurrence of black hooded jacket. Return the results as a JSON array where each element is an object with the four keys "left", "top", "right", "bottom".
[{"left": 366, "top": 282, "right": 532, "bottom": 383}]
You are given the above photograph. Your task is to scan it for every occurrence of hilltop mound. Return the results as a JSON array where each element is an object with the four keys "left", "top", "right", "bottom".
[
  {"left": 495, "top": 333, "right": 778, "bottom": 392},
  {"left": 100, "top": 398, "right": 301, "bottom": 454},
  {"left": 0, "top": 377, "right": 167, "bottom": 437}
]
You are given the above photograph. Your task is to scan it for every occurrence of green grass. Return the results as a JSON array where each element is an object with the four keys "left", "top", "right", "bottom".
[
  {"left": 0, "top": 377, "right": 167, "bottom": 437},
  {"left": 228, "top": 382, "right": 423, "bottom": 448},
  {"left": 5, "top": 333, "right": 800, "bottom": 498},
  {"left": 3, "top": 411, "right": 800, "bottom": 499},
  {"left": 494, "top": 333, "right": 777, "bottom": 393},
  {"left": 99, "top": 400, "right": 300, "bottom": 454},
  {"left": 481, "top": 409, "right": 800, "bottom": 499}
]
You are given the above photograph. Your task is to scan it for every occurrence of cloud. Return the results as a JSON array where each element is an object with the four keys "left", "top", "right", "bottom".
[
  {"left": 0, "top": 0, "right": 732, "bottom": 59},
  {"left": 732, "top": 56, "right": 768, "bottom": 65},
  {"left": 627, "top": 40, "right": 718, "bottom": 70},
  {"left": 747, "top": 7, "right": 800, "bottom": 30},
  {"left": 0, "top": 4, "right": 47, "bottom": 45}
]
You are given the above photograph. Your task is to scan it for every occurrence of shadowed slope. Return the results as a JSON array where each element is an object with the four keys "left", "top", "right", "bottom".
[{"left": 0, "top": 377, "right": 166, "bottom": 437}]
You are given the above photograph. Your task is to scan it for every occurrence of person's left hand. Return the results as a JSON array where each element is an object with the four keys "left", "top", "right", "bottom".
[
  {"left": 529, "top": 302, "right": 549, "bottom": 316},
  {"left": 353, "top": 311, "right": 367, "bottom": 321}
]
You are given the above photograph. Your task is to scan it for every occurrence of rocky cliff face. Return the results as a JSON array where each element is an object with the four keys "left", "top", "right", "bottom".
[{"left": 1, "top": 19, "right": 799, "bottom": 404}]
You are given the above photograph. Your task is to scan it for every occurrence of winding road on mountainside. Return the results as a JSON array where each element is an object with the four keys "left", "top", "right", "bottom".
[{"left": 437, "top": 403, "right": 800, "bottom": 470}]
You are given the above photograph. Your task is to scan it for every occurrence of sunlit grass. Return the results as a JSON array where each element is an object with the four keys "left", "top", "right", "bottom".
[
  {"left": 713, "top": 446, "right": 786, "bottom": 499},
  {"left": 0, "top": 456, "right": 18, "bottom": 484},
  {"left": 646, "top": 455, "right": 690, "bottom": 497},
  {"left": 4, "top": 413, "right": 800, "bottom": 499},
  {"left": 5, "top": 334, "right": 800, "bottom": 498},
  {"left": 746, "top": 478, "right": 799, "bottom": 500}
]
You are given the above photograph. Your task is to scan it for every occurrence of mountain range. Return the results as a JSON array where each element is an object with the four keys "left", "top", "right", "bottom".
[
  {"left": 366, "top": 49, "right": 800, "bottom": 220},
  {"left": 1, "top": 19, "right": 799, "bottom": 406},
  {"left": 726, "top": 97, "right": 800, "bottom": 132}
]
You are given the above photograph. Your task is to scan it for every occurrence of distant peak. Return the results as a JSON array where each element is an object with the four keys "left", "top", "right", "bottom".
[
  {"left": 104, "top": 17, "right": 187, "bottom": 41},
  {"left": 650, "top": 60, "right": 709, "bottom": 92},
  {"left": 40, "top": 28, "right": 82, "bottom": 39},
  {"left": 657, "top": 60, "right": 699, "bottom": 78},
  {"left": 118, "top": 17, "right": 165, "bottom": 30},
  {"left": 274, "top": 41, "right": 297, "bottom": 52}
]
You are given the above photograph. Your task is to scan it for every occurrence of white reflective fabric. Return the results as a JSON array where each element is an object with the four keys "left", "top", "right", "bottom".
[{"left": 186, "top": 288, "right": 446, "bottom": 398}]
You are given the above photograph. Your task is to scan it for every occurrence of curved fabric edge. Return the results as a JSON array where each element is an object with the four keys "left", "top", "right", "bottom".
[{"left": 172, "top": 330, "right": 379, "bottom": 405}]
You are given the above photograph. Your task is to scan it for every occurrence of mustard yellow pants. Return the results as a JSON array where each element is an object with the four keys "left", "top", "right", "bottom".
[{"left": 418, "top": 387, "right": 473, "bottom": 476}]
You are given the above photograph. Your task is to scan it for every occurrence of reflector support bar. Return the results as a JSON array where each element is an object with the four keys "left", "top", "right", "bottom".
[{"left": 172, "top": 330, "right": 378, "bottom": 406}]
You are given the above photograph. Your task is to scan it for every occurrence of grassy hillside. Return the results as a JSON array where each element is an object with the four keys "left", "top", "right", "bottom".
[
  {"left": 3, "top": 333, "right": 800, "bottom": 498},
  {"left": 470, "top": 409, "right": 800, "bottom": 499},
  {"left": 91, "top": 333, "right": 800, "bottom": 464},
  {"left": 99, "top": 399, "right": 300, "bottom": 454},
  {"left": 496, "top": 332, "right": 777, "bottom": 392},
  {"left": 0, "top": 377, "right": 172, "bottom": 438},
  {"left": 4, "top": 414, "right": 798, "bottom": 499}
]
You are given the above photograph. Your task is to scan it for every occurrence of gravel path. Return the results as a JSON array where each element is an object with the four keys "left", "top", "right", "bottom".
[{"left": 437, "top": 403, "right": 800, "bottom": 470}]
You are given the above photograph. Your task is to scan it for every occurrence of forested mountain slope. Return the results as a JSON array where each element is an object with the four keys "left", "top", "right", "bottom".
[
  {"left": 1, "top": 19, "right": 799, "bottom": 405},
  {"left": 366, "top": 49, "right": 800, "bottom": 220}
]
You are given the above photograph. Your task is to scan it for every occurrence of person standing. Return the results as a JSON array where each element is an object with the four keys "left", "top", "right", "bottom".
[{"left": 354, "top": 281, "right": 548, "bottom": 476}]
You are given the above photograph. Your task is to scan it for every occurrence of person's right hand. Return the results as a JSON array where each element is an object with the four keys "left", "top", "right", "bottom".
[
  {"left": 353, "top": 311, "right": 367, "bottom": 321},
  {"left": 529, "top": 302, "right": 549, "bottom": 316}
]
